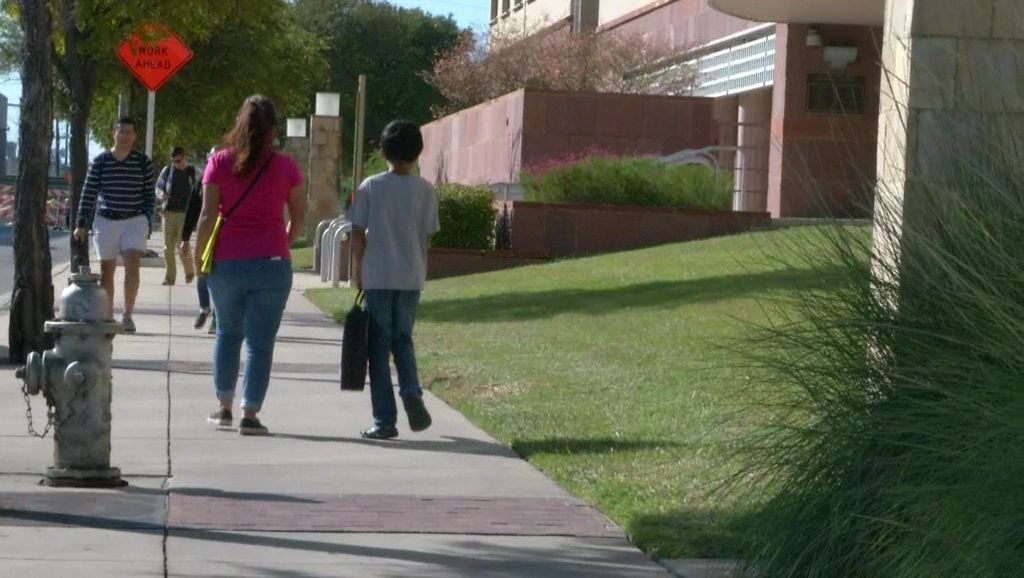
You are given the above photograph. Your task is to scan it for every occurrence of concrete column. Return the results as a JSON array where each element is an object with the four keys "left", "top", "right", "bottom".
[
  {"left": 713, "top": 95, "right": 739, "bottom": 181},
  {"left": 873, "top": 0, "right": 1024, "bottom": 281},
  {"left": 307, "top": 115, "right": 342, "bottom": 239},
  {"left": 735, "top": 89, "right": 772, "bottom": 212}
]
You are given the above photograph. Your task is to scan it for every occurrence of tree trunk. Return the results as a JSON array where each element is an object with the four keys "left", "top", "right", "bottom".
[
  {"left": 59, "top": 0, "right": 96, "bottom": 271},
  {"left": 9, "top": 0, "right": 55, "bottom": 363}
]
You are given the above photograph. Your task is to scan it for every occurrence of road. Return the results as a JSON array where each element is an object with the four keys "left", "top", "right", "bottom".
[{"left": 0, "top": 223, "right": 71, "bottom": 303}]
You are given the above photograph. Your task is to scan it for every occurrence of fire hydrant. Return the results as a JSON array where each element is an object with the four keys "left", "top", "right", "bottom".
[{"left": 15, "top": 266, "right": 123, "bottom": 487}]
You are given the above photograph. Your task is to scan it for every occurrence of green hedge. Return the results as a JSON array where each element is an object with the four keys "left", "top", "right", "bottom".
[
  {"left": 521, "top": 156, "right": 733, "bottom": 210},
  {"left": 432, "top": 184, "right": 496, "bottom": 250}
]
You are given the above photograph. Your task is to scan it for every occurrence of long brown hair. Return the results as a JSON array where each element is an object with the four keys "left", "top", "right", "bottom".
[{"left": 222, "top": 95, "right": 277, "bottom": 176}]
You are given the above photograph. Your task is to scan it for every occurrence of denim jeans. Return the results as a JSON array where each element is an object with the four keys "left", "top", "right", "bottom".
[
  {"left": 364, "top": 289, "right": 423, "bottom": 427},
  {"left": 196, "top": 274, "right": 211, "bottom": 311},
  {"left": 207, "top": 258, "right": 292, "bottom": 411}
]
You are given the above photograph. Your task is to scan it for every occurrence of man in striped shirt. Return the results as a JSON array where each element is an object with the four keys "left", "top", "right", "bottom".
[{"left": 73, "top": 117, "right": 156, "bottom": 333}]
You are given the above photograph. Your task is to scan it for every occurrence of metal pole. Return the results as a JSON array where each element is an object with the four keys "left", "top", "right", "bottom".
[
  {"left": 145, "top": 90, "right": 156, "bottom": 158},
  {"left": 352, "top": 75, "right": 367, "bottom": 193},
  {"left": 347, "top": 75, "right": 367, "bottom": 286}
]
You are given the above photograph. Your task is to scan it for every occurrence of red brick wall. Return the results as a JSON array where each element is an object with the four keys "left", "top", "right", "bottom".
[
  {"left": 420, "top": 89, "right": 719, "bottom": 186},
  {"left": 419, "top": 90, "right": 527, "bottom": 186},
  {"left": 768, "top": 24, "right": 882, "bottom": 218},
  {"left": 428, "top": 248, "right": 548, "bottom": 280},
  {"left": 508, "top": 201, "right": 771, "bottom": 257},
  {"left": 520, "top": 91, "right": 718, "bottom": 172}
]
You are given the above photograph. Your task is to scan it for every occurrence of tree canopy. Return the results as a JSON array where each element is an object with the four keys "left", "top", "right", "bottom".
[{"left": 294, "top": 0, "right": 463, "bottom": 154}]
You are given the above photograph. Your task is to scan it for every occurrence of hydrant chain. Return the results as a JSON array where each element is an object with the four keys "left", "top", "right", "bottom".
[{"left": 21, "top": 383, "right": 55, "bottom": 439}]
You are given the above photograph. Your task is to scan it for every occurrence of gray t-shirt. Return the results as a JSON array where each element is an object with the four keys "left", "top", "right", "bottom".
[{"left": 349, "top": 172, "right": 440, "bottom": 291}]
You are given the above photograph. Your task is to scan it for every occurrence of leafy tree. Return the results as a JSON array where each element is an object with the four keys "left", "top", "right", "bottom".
[
  {"left": 87, "top": 1, "right": 325, "bottom": 168},
  {"left": 294, "top": 0, "right": 462, "bottom": 157},
  {"left": 9, "top": 0, "right": 54, "bottom": 363},
  {"left": 49, "top": 0, "right": 247, "bottom": 268}
]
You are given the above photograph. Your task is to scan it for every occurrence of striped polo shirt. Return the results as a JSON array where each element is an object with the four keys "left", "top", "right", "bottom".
[{"left": 76, "top": 150, "right": 156, "bottom": 229}]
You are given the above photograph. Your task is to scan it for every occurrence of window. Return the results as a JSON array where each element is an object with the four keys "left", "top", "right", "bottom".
[
  {"left": 502, "top": 0, "right": 511, "bottom": 15},
  {"left": 806, "top": 74, "right": 867, "bottom": 114},
  {"left": 491, "top": 0, "right": 499, "bottom": 21}
]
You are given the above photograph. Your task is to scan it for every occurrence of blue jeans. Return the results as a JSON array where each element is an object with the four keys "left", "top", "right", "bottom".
[
  {"left": 365, "top": 289, "right": 423, "bottom": 428},
  {"left": 207, "top": 259, "right": 292, "bottom": 412},
  {"left": 197, "top": 274, "right": 211, "bottom": 310}
]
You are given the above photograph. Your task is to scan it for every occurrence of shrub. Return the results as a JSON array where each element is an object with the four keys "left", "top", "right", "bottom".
[
  {"left": 521, "top": 155, "right": 733, "bottom": 211},
  {"left": 432, "top": 184, "right": 495, "bottom": 250},
  {"left": 737, "top": 119, "right": 1024, "bottom": 577}
]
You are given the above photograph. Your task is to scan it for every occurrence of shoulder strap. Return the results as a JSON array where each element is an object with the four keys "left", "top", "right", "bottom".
[{"left": 222, "top": 154, "right": 274, "bottom": 221}]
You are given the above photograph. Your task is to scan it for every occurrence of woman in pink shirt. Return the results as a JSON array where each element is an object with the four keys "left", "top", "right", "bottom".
[{"left": 193, "top": 95, "right": 307, "bottom": 435}]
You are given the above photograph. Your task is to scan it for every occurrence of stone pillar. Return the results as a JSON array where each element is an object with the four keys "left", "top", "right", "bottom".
[
  {"left": 735, "top": 89, "right": 772, "bottom": 212},
  {"left": 713, "top": 95, "right": 739, "bottom": 185},
  {"left": 307, "top": 115, "right": 342, "bottom": 239},
  {"left": 873, "top": 0, "right": 1024, "bottom": 280}
]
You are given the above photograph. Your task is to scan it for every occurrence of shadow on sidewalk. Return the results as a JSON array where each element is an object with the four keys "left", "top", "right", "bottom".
[
  {"left": 121, "top": 485, "right": 323, "bottom": 504},
  {"left": 270, "top": 433, "right": 517, "bottom": 458},
  {"left": 0, "top": 505, "right": 659, "bottom": 576}
]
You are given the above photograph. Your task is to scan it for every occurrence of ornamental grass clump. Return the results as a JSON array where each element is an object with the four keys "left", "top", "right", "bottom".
[{"left": 738, "top": 124, "right": 1024, "bottom": 577}]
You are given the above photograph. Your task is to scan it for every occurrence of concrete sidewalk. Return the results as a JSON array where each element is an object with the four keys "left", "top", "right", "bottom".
[{"left": 0, "top": 259, "right": 670, "bottom": 576}]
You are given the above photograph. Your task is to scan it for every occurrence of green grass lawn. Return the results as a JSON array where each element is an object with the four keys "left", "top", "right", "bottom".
[
  {"left": 291, "top": 246, "right": 314, "bottom": 270},
  {"left": 306, "top": 227, "right": 843, "bottom": 559}
]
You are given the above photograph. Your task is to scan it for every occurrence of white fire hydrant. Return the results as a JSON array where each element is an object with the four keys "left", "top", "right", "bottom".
[{"left": 15, "top": 266, "right": 123, "bottom": 487}]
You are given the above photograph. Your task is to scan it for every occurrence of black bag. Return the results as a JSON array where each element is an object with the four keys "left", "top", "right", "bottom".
[{"left": 340, "top": 291, "right": 368, "bottom": 391}]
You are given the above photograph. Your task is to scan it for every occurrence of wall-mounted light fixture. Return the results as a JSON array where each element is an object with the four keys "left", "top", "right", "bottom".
[
  {"left": 824, "top": 46, "right": 859, "bottom": 69},
  {"left": 806, "top": 28, "right": 822, "bottom": 47}
]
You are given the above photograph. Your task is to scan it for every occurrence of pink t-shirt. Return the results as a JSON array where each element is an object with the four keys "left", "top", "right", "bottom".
[{"left": 203, "top": 149, "right": 302, "bottom": 261}]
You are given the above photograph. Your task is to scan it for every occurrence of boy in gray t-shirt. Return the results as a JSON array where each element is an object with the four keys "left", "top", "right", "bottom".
[{"left": 350, "top": 121, "right": 440, "bottom": 440}]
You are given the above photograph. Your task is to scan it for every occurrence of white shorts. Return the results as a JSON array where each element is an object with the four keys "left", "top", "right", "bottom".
[{"left": 92, "top": 214, "right": 149, "bottom": 261}]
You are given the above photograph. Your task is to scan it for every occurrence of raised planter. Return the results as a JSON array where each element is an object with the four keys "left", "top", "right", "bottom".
[
  {"left": 428, "top": 248, "right": 548, "bottom": 280},
  {"left": 505, "top": 201, "right": 771, "bottom": 258}
]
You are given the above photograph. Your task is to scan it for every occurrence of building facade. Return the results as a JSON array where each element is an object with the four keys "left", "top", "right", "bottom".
[{"left": 489, "top": 0, "right": 882, "bottom": 218}]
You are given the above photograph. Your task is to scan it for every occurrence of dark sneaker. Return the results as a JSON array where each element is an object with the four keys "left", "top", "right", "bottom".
[
  {"left": 162, "top": 280, "right": 174, "bottom": 286},
  {"left": 403, "top": 396, "right": 432, "bottom": 432},
  {"left": 185, "top": 274, "right": 195, "bottom": 284},
  {"left": 361, "top": 425, "right": 399, "bottom": 440},
  {"left": 207, "top": 312, "right": 217, "bottom": 335},
  {"left": 238, "top": 416, "right": 269, "bottom": 436},
  {"left": 121, "top": 315, "right": 136, "bottom": 334},
  {"left": 207, "top": 408, "right": 233, "bottom": 427},
  {"left": 194, "top": 309, "right": 209, "bottom": 329}
]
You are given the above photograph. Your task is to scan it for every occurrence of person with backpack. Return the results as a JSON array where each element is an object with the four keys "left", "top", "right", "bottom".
[
  {"left": 73, "top": 116, "right": 155, "bottom": 334},
  {"left": 156, "top": 146, "right": 197, "bottom": 285},
  {"left": 180, "top": 147, "right": 215, "bottom": 333}
]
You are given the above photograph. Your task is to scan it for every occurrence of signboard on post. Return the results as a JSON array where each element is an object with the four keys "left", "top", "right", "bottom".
[
  {"left": 116, "top": 24, "right": 192, "bottom": 157},
  {"left": 116, "top": 24, "right": 192, "bottom": 92}
]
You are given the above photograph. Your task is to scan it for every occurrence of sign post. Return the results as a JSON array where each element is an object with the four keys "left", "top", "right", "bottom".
[{"left": 116, "top": 24, "right": 192, "bottom": 158}]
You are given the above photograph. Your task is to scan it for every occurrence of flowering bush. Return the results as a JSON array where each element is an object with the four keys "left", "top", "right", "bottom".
[
  {"left": 0, "top": 187, "right": 71, "bottom": 226},
  {"left": 425, "top": 28, "right": 695, "bottom": 117}
]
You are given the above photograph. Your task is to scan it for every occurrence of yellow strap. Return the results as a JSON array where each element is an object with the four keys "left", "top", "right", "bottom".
[{"left": 200, "top": 216, "right": 223, "bottom": 274}]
